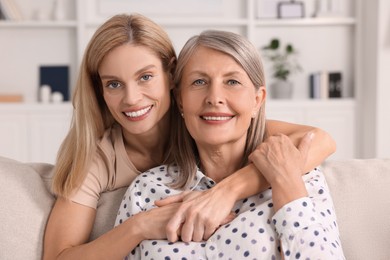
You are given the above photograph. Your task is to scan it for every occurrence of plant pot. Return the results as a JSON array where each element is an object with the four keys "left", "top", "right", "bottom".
[{"left": 270, "top": 80, "right": 293, "bottom": 99}]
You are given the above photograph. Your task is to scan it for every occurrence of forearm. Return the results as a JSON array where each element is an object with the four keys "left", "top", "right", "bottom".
[
  {"left": 302, "top": 127, "right": 336, "bottom": 172},
  {"left": 213, "top": 163, "right": 270, "bottom": 202},
  {"left": 212, "top": 128, "right": 335, "bottom": 202},
  {"left": 43, "top": 199, "right": 145, "bottom": 260},
  {"left": 55, "top": 217, "right": 143, "bottom": 260}
]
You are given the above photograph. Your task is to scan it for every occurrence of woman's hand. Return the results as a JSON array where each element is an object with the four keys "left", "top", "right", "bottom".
[
  {"left": 155, "top": 189, "right": 236, "bottom": 243},
  {"left": 248, "top": 132, "right": 313, "bottom": 212},
  {"left": 135, "top": 202, "right": 184, "bottom": 241}
]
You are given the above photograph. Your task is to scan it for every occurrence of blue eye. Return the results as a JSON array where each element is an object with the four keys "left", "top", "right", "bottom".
[
  {"left": 227, "top": 79, "right": 240, "bottom": 85},
  {"left": 193, "top": 79, "right": 205, "bottom": 85},
  {"left": 107, "top": 81, "right": 121, "bottom": 89},
  {"left": 140, "top": 74, "right": 152, "bottom": 81}
]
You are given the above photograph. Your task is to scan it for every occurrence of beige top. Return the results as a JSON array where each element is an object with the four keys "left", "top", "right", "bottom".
[{"left": 69, "top": 124, "right": 140, "bottom": 209}]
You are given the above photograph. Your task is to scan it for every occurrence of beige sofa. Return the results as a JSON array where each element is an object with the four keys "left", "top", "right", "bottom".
[{"left": 1, "top": 156, "right": 389, "bottom": 260}]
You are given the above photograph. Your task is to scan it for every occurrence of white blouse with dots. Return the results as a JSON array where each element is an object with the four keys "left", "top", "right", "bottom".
[{"left": 115, "top": 166, "right": 345, "bottom": 260}]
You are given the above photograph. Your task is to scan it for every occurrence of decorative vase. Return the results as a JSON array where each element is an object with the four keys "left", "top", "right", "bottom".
[{"left": 270, "top": 80, "right": 293, "bottom": 99}]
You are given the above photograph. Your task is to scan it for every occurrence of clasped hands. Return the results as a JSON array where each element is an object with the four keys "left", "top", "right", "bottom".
[{"left": 154, "top": 132, "right": 313, "bottom": 243}]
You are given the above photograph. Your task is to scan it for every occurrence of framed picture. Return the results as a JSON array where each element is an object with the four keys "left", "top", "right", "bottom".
[
  {"left": 277, "top": 1, "right": 305, "bottom": 19},
  {"left": 39, "top": 65, "right": 69, "bottom": 101}
]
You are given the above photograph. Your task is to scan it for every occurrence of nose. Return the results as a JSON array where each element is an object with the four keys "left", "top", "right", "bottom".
[
  {"left": 205, "top": 83, "right": 225, "bottom": 105},
  {"left": 123, "top": 83, "right": 142, "bottom": 105}
]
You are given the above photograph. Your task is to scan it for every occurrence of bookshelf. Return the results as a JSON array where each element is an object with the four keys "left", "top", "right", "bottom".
[
  {"left": 0, "top": 0, "right": 358, "bottom": 101},
  {"left": 0, "top": 0, "right": 363, "bottom": 162}
]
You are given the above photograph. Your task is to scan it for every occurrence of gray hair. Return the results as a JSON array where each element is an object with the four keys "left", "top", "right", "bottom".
[{"left": 169, "top": 30, "right": 267, "bottom": 189}]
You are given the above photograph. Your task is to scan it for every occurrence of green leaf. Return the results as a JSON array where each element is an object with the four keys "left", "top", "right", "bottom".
[
  {"left": 270, "top": 39, "right": 279, "bottom": 49},
  {"left": 286, "top": 44, "right": 293, "bottom": 53}
]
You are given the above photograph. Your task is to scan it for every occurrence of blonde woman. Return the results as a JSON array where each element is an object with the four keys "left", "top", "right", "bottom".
[{"left": 44, "top": 14, "right": 335, "bottom": 259}]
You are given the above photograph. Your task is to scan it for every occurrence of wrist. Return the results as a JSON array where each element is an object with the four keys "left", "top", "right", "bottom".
[
  {"left": 124, "top": 212, "right": 146, "bottom": 241},
  {"left": 271, "top": 178, "right": 308, "bottom": 212},
  {"left": 214, "top": 164, "right": 259, "bottom": 202},
  {"left": 212, "top": 176, "right": 240, "bottom": 204}
]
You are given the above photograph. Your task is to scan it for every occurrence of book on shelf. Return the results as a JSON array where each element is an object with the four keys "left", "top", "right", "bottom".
[
  {"left": 0, "top": 94, "right": 23, "bottom": 102},
  {"left": 39, "top": 65, "right": 70, "bottom": 101},
  {"left": 0, "top": 0, "right": 23, "bottom": 21},
  {"left": 309, "top": 71, "right": 342, "bottom": 99},
  {"left": 328, "top": 72, "right": 342, "bottom": 98}
]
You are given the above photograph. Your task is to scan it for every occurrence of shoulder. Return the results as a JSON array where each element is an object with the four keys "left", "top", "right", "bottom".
[
  {"left": 127, "top": 164, "right": 181, "bottom": 205},
  {"left": 96, "top": 124, "right": 140, "bottom": 189},
  {"left": 133, "top": 164, "right": 178, "bottom": 184},
  {"left": 97, "top": 124, "right": 119, "bottom": 159}
]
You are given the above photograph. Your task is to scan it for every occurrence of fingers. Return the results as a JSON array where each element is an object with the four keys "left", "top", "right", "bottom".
[
  {"left": 165, "top": 209, "right": 185, "bottom": 242},
  {"left": 180, "top": 214, "right": 196, "bottom": 242},
  {"left": 174, "top": 207, "right": 208, "bottom": 242},
  {"left": 220, "top": 212, "right": 236, "bottom": 226},
  {"left": 203, "top": 212, "right": 236, "bottom": 240},
  {"left": 203, "top": 221, "right": 218, "bottom": 241},
  {"left": 155, "top": 192, "right": 185, "bottom": 207},
  {"left": 191, "top": 218, "right": 205, "bottom": 242},
  {"left": 165, "top": 190, "right": 236, "bottom": 243}
]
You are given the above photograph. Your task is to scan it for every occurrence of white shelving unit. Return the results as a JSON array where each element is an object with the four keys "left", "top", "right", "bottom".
[
  {"left": 0, "top": 0, "right": 358, "bottom": 100},
  {"left": 0, "top": 102, "right": 72, "bottom": 163},
  {"left": 0, "top": 0, "right": 361, "bottom": 162}
]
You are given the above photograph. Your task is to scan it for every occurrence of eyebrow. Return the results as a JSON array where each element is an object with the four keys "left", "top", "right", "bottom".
[
  {"left": 223, "top": 71, "right": 244, "bottom": 77},
  {"left": 187, "top": 70, "right": 244, "bottom": 77},
  {"left": 100, "top": 64, "right": 158, "bottom": 80}
]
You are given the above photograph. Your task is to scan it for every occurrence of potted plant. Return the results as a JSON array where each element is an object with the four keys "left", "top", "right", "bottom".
[{"left": 262, "top": 38, "right": 302, "bottom": 99}]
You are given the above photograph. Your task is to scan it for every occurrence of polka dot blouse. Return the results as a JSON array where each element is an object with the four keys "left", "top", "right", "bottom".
[{"left": 115, "top": 166, "right": 345, "bottom": 259}]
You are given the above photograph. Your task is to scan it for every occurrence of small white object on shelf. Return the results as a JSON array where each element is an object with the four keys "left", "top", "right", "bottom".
[
  {"left": 51, "top": 91, "right": 64, "bottom": 103},
  {"left": 39, "top": 85, "right": 51, "bottom": 103}
]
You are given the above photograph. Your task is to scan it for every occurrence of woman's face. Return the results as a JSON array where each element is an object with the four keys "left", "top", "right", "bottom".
[
  {"left": 178, "top": 46, "right": 265, "bottom": 147},
  {"left": 99, "top": 44, "right": 172, "bottom": 136}
]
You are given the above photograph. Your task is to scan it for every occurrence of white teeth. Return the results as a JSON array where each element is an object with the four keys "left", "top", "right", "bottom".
[
  {"left": 202, "top": 116, "right": 232, "bottom": 121},
  {"left": 125, "top": 106, "right": 152, "bottom": 118}
]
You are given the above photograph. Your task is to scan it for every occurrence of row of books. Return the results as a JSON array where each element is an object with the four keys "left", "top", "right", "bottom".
[
  {"left": 0, "top": 0, "right": 23, "bottom": 21},
  {"left": 309, "top": 71, "right": 342, "bottom": 99}
]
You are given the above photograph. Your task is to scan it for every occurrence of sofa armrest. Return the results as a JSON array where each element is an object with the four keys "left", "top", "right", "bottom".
[
  {"left": 0, "top": 156, "right": 55, "bottom": 260},
  {"left": 322, "top": 158, "right": 390, "bottom": 260}
]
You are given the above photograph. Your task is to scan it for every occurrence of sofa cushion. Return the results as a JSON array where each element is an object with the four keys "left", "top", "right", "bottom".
[
  {"left": 0, "top": 156, "right": 126, "bottom": 260},
  {"left": 322, "top": 158, "right": 390, "bottom": 260},
  {"left": 1, "top": 156, "right": 389, "bottom": 260},
  {"left": 0, "top": 156, "right": 55, "bottom": 260}
]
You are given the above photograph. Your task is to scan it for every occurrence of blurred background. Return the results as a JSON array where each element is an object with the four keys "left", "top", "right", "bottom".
[{"left": 0, "top": 0, "right": 389, "bottom": 163}]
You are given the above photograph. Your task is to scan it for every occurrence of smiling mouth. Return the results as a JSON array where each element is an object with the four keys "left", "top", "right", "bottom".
[
  {"left": 201, "top": 116, "right": 233, "bottom": 121},
  {"left": 124, "top": 105, "right": 152, "bottom": 118}
]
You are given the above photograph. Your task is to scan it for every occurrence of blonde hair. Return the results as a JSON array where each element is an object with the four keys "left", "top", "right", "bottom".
[
  {"left": 169, "top": 30, "right": 267, "bottom": 189},
  {"left": 52, "top": 13, "right": 176, "bottom": 197}
]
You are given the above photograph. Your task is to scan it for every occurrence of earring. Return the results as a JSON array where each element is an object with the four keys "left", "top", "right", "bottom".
[
  {"left": 252, "top": 112, "right": 257, "bottom": 118},
  {"left": 181, "top": 112, "right": 184, "bottom": 117}
]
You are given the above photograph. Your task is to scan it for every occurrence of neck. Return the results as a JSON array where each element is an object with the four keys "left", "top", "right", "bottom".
[
  {"left": 198, "top": 142, "right": 245, "bottom": 183},
  {"left": 122, "top": 113, "right": 170, "bottom": 171}
]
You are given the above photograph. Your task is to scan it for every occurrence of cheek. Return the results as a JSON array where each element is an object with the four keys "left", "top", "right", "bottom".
[
  {"left": 180, "top": 91, "right": 199, "bottom": 112},
  {"left": 103, "top": 92, "right": 120, "bottom": 111}
]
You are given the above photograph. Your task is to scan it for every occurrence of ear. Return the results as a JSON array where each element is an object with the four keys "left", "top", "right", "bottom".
[{"left": 253, "top": 86, "right": 266, "bottom": 116}]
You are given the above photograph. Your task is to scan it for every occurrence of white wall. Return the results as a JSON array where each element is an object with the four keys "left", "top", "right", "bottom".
[
  {"left": 376, "top": 0, "right": 390, "bottom": 158},
  {"left": 358, "top": 0, "right": 390, "bottom": 159}
]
